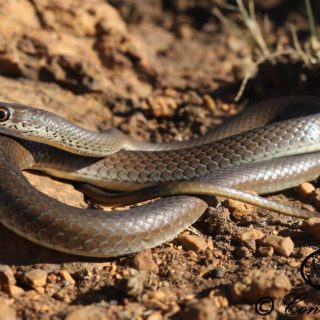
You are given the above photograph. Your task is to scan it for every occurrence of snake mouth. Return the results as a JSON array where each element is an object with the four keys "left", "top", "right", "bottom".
[
  {"left": 3, "top": 126, "right": 29, "bottom": 133},
  {"left": 0, "top": 127, "right": 33, "bottom": 140}
]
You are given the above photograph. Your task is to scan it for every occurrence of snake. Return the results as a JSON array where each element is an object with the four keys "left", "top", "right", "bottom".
[{"left": 0, "top": 96, "right": 320, "bottom": 257}]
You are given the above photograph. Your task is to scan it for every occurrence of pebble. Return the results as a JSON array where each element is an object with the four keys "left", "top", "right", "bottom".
[
  {"left": 312, "top": 189, "right": 320, "bottom": 208},
  {"left": 2, "top": 284, "right": 24, "bottom": 297},
  {"left": 177, "top": 233, "right": 207, "bottom": 252},
  {"left": 258, "top": 235, "right": 294, "bottom": 257},
  {"left": 20, "top": 269, "right": 48, "bottom": 288},
  {"left": 235, "top": 229, "right": 265, "bottom": 242},
  {"left": 180, "top": 298, "right": 217, "bottom": 320},
  {"left": 242, "top": 239, "right": 256, "bottom": 251},
  {"left": 304, "top": 218, "right": 320, "bottom": 241},
  {"left": 234, "top": 228, "right": 264, "bottom": 251},
  {"left": 143, "top": 290, "right": 178, "bottom": 312},
  {"left": 184, "top": 294, "right": 195, "bottom": 301},
  {"left": 125, "top": 270, "right": 149, "bottom": 297},
  {"left": 234, "top": 246, "right": 252, "bottom": 259},
  {"left": 0, "top": 297, "right": 16, "bottom": 320},
  {"left": 24, "top": 290, "right": 40, "bottom": 300},
  {"left": 147, "top": 312, "right": 163, "bottom": 320},
  {"left": 34, "top": 286, "right": 45, "bottom": 294},
  {"left": 224, "top": 198, "right": 255, "bottom": 219},
  {"left": 150, "top": 290, "right": 166, "bottom": 300},
  {"left": 177, "top": 24, "right": 193, "bottom": 40},
  {"left": 258, "top": 246, "right": 274, "bottom": 257},
  {"left": 133, "top": 249, "right": 159, "bottom": 274},
  {"left": 231, "top": 270, "right": 292, "bottom": 302},
  {"left": 24, "top": 172, "right": 86, "bottom": 207},
  {"left": 183, "top": 91, "right": 203, "bottom": 105},
  {"left": 297, "top": 247, "right": 315, "bottom": 259},
  {"left": 0, "top": 265, "right": 16, "bottom": 286},
  {"left": 203, "top": 95, "right": 217, "bottom": 113},
  {"left": 59, "top": 270, "right": 76, "bottom": 285},
  {"left": 288, "top": 260, "right": 300, "bottom": 268},
  {"left": 210, "top": 267, "right": 226, "bottom": 279},
  {"left": 164, "top": 88, "right": 178, "bottom": 98},
  {"left": 187, "top": 250, "right": 198, "bottom": 261},
  {"left": 119, "top": 303, "right": 145, "bottom": 319},
  {"left": 298, "top": 182, "right": 315, "bottom": 198},
  {"left": 301, "top": 203, "right": 315, "bottom": 212},
  {"left": 65, "top": 306, "right": 108, "bottom": 320},
  {"left": 146, "top": 96, "right": 177, "bottom": 117},
  {"left": 209, "top": 289, "right": 229, "bottom": 308}
]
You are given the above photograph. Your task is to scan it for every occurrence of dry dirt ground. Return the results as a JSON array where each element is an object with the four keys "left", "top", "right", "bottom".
[{"left": 1, "top": 0, "right": 320, "bottom": 319}]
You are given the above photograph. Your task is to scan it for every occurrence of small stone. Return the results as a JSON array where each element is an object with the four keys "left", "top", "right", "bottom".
[
  {"left": 258, "top": 246, "right": 274, "bottom": 257},
  {"left": 184, "top": 294, "right": 195, "bottom": 301},
  {"left": 120, "top": 302, "right": 145, "bottom": 319},
  {"left": 242, "top": 239, "right": 256, "bottom": 251},
  {"left": 185, "top": 91, "right": 203, "bottom": 105},
  {"left": 313, "top": 189, "right": 320, "bottom": 208},
  {"left": 304, "top": 218, "right": 320, "bottom": 241},
  {"left": 146, "top": 96, "right": 177, "bottom": 117},
  {"left": 125, "top": 270, "right": 149, "bottom": 297},
  {"left": 147, "top": 312, "right": 163, "bottom": 320},
  {"left": 177, "top": 24, "right": 193, "bottom": 40},
  {"left": 187, "top": 250, "right": 198, "bottom": 261},
  {"left": 210, "top": 267, "right": 226, "bottom": 278},
  {"left": 221, "top": 103, "right": 231, "bottom": 112},
  {"left": 150, "top": 290, "right": 166, "bottom": 300},
  {"left": 235, "top": 229, "right": 265, "bottom": 242},
  {"left": 24, "top": 172, "right": 86, "bottom": 207},
  {"left": 24, "top": 290, "right": 40, "bottom": 300},
  {"left": 177, "top": 233, "right": 207, "bottom": 252},
  {"left": 231, "top": 270, "right": 292, "bottom": 302},
  {"left": 144, "top": 289, "right": 178, "bottom": 311},
  {"left": 234, "top": 228, "right": 265, "bottom": 251},
  {"left": 0, "top": 265, "right": 16, "bottom": 286},
  {"left": 225, "top": 198, "right": 255, "bottom": 219},
  {"left": 133, "top": 250, "right": 159, "bottom": 274},
  {"left": 288, "top": 260, "right": 300, "bottom": 268},
  {"left": 203, "top": 95, "right": 217, "bottom": 113},
  {"left": 3, "top": 284, "right": 24, "bottom": 297},
  {"left": 234, "top": 246, "right": 251, "bottom": 259},
  {"left": 180, "top": 298, "right": 217, "bottom": 320},
  {"left": 301, "top": 203, "right": 315, "bottom": 212},
  {"left": 297, "top": 247, "right": 315, "bottom": 259},
  {"left": 21, "top": 269, "right": 48, "bottom": 288},
  {"left": 65, "top": 306, "right": 109, "bottom": 320},
  {"left": 209, "top": 289, "right": 229, "bottom": 308},
  {"left": 59, "top": 270, "right": 76, "bottom": 285},
  {"left": 259, "top": 235, "right": 294, "bottom": 257},
  {"left": 164, "top": 88, "right": 178, "bottom": 97},
  {"left": 298, "top": 182, "right": 315, "bottom": 198},
  {"left": 34, "top": 286, "right": 45, "bottom": 294},
  {"left": 0, "top": 297, "right": 16, "bottom": 320}
]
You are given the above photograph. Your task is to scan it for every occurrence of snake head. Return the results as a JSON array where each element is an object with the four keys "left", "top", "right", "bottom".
[
  {"left": 0, "top": 102, "right": 48, "bottom": 136},
  {"left": 0, "top": 102, "right": 73, "bottom": 147},
  {"left": 0, "top": 102, "right": 99, "bottom": 156}
]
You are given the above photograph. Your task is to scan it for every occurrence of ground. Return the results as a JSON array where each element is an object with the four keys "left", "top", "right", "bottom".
[{"left": 0, "top": 0, "right": 320, "bottom": 319}]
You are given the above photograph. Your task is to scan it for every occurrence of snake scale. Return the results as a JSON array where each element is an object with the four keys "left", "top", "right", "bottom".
[{"left": 0, "top": 96, "right": 320, "bottom": 257}]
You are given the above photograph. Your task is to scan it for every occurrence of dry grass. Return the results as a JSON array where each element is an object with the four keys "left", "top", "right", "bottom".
[{"left": 213, "top": 0, "right": 320, "bottom": 100}]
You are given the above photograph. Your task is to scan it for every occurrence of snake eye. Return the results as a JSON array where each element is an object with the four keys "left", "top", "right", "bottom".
[{"left": 0, "top": 107, "right": 10, "bottom": 122}]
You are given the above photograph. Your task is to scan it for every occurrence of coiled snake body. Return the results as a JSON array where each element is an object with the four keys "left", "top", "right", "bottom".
[{"left": 0, "top": 96, "right": 320, "bottom": 257}]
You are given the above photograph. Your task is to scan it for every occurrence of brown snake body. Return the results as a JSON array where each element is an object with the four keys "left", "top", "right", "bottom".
[{"left": 0, "top": 96, "right": 320, "bottom": 257}]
